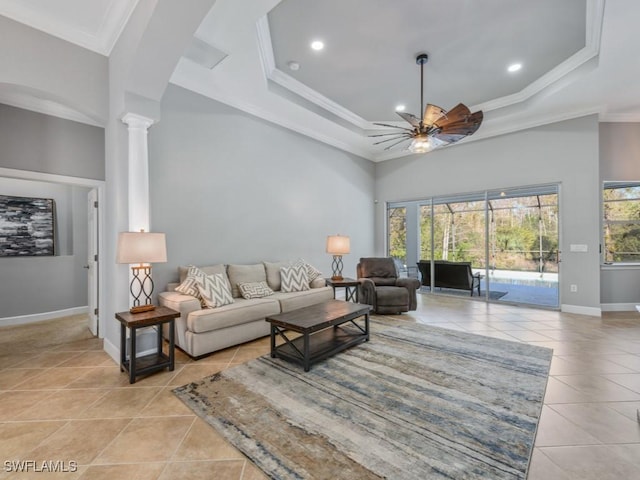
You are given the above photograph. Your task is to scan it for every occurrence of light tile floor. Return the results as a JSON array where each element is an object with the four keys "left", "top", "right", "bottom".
[{"left": 1, "top": 294, "right": 639, "bottom": 479}]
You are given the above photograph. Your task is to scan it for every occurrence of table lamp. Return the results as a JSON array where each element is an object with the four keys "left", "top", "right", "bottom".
[
  {"left": 116, "top": 230, "right": 167, "bottom": 313},
  {"left": 326, "top": 234, "right": 350, "bottom": 281}
]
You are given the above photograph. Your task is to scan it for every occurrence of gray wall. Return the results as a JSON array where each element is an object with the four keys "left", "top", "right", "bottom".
[
  {"left": 0, "top": 103, "right": 105, "bottom": 180},
  {"left": 0, "top": 104, "right": 103, "bottom": 319},
  {"left": 0, "top": 16, "right": 108, "bottom": 125},
  {"left": 0, "top": 177, "right": 90, "bottom": 319},
  {"left": 148, "top": 85, "right": 376, "bottom": 293},
  {"left": 599, "top": 122, "right": 640, "bottom": 306},
  {"left": 376, "top": 115, "right": 601, "bottom": 312}
]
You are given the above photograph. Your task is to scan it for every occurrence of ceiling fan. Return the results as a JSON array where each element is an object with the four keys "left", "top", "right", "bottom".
[{"left": 371, "top": 53, "right": 483, "bottom": 153}]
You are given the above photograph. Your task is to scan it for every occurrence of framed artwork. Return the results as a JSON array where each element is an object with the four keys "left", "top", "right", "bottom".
[{"left": 0, "top": 195, "right": 55, "bottom": 257}]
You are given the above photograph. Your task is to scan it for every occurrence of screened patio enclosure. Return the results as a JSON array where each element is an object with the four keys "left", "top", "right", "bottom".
[{"left": 388, "top": 184, "right": 559, "bottom": 308}]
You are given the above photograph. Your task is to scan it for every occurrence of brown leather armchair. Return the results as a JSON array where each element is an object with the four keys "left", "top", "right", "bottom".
[{"left": 357, "top": 257, "right": 421, "bottom": 314}]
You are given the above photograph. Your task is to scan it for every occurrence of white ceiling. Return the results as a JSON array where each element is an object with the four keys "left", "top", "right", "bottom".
[
  {"left": 0, "top": 0, "right": 138, "bottom": 55},
  {"left": 2, "top": 0, "right": 640, "bottom": 162}
]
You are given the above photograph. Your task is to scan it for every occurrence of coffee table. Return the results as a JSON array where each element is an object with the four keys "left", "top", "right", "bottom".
[{"left": 266, "top": 299, "right": 371, "bottom": 371}]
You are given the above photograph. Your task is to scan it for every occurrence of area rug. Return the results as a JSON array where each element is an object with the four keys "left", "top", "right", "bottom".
[{"left": 174, "top": 321, "right": 552, "bottom": 480}]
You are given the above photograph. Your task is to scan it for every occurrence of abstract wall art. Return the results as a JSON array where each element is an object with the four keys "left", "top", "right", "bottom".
[{"left": 0, "top": 195, "right": 55, "bottom": 257}]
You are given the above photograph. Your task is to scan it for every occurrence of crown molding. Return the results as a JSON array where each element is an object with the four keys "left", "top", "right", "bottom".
[
  {"left": 0, "top": 0, "right": 139, "bottom": 55},
  {"left": 0, "top": 89, "right": 103, "bottom": 127},
  {"left": 170, "top": 59, "right": 372, "bottom": 160},
  {"left": 256, "top": 16, "right": 370, "bottom": 130},
  {"left": 472, "top": 0, "right": 604, "bottom": 112}
]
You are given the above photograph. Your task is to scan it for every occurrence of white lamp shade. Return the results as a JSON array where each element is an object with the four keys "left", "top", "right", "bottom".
[
  {"left": 116, "top": 232, "right": 167, "bottom": 264},
  {"left": 326, "top": 235, "right": 350, "bottom": 255}
]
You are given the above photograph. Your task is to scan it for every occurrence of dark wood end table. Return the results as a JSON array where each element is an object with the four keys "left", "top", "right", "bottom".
[
  {"left": 115, "top": 306, "right": 179, "bottom": 384},
  {"left": 325, "top": 277, "right": 359, "bottom": 302},
  {"left": 266, "top": 299, "right": 371, "bottom": 372}
]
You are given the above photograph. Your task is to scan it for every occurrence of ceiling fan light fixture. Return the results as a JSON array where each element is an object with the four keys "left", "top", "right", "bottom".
[{"left": 409, "top": 134, "right": 431, "bottom": 153}]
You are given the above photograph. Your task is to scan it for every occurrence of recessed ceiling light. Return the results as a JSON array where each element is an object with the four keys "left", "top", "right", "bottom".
[
  {"left": 507, "top": 63, "right": 522, "bottom": 73},
  {"left": 311, "top": 40, "right": 324, "bottom": 51},
  {"left": 395, "top": 104, "right": 406, "bottom": 112},
  {"left": 287, "top": 61, "right": 300, "bottom": 71}
]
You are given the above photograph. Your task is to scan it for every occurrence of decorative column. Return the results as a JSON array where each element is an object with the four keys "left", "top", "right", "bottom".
[{"left": 121, "top": 113, "right": 154, "bottom": 232}]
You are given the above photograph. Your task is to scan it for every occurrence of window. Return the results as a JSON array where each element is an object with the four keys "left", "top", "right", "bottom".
[
  {"left": 387, "top": 206, "right": 406, "bottom": 264},
  {"left": 603, "top": 182, "right": 640, "bottom": 263}
]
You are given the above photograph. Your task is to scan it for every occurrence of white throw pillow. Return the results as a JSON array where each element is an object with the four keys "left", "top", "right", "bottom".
[
  {"left": 238, "top": 281, "right": 274, "bottom": 299},
  {"left": 293, "top": 258, "right": 323, "bottom": 282},
  {"left": 197, "top": 273, "right": 234, "bottom": 308},
  {"left": 175, "top": 266, "right": 207, "bottom": 305},
  {"left": 280, "top": 265, "right": 310, "bottom": 293}
]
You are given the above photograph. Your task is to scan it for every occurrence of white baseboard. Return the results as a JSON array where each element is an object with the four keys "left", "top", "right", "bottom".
[
  {"left": 600, "top": 303, "right": 640, "bottom": 312},
  {"left": 561, "top": 304, "right": 602, "bottom": 317},
  {"left": 0, "top": 306, "right": 88, "bottom": 327},
  {"left": 103, "top": 337, "right": 120, "bottom": 364}
]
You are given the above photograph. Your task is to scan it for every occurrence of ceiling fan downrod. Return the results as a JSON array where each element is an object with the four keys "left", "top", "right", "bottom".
[{"left": 416, "top": 53, "right": 429, "bottom": 127}]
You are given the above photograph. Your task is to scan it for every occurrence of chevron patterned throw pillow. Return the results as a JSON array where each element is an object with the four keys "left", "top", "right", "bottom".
[
  {"left": 280, "top": 265, "right": 310, "bottom": 293},
  {"left": 238, "top": 281, "right": 274, "bottom": 299},
  {"left": 292, "top": 258, "right": 322, "bottom": 282},
  {"left": 197, "top": 273, "right": 234, "bottom": 308}
]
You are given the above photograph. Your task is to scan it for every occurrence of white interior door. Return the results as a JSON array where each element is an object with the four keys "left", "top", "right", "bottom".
[{"left": 87, "top": 189, "right": 99, "bottom": 335}]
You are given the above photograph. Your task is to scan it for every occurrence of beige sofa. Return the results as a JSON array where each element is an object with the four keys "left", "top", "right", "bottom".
[{"left": 158, "top": 261, "right": 333, "bottom": 358}]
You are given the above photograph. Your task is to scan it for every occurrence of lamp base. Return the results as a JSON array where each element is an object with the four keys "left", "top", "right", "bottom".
[
  {"left": 129, "top": 304, "right": 156, "bottom": 314},
  {"left": 331, "top": 275, "right": 344, "bottom": 281}
]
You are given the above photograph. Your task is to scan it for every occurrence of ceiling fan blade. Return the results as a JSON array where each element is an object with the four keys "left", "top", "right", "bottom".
[
  {"left": 383, "top": 137, "right": 412, "bottom": 150},
  {"left": 373, "top": 135, "right": 411, "bottom": 145},
  {"left": 434, "top": 103, "right": 472, "bottom": 127},
  {"left": 373, "top": 122, "right": 415, "bottom": 132},
  {"left": 432, "top": 133, "right": 466, "bottom": 144},
  {"left": 436, "top": 111, "right": 483, "bottom": 136},
  {"left": 396, "top": 111, "right": 421, "bottom": 128},
  {"left": 369, "top": 132, "right": 414, "bottom": 137},
  {"left": 423, "top": 104, "right": 447, "bottom": 126}
]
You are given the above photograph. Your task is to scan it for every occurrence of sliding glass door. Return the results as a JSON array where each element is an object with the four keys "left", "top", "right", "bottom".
[
  {"left": 485, "top": 186, "right": 559, "bottom": 307},
  {"left": 388, "top": 184, "right": 559, "bottom": 308}
]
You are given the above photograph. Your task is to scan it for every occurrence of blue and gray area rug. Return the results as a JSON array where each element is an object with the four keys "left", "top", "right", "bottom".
[{"left": 174, "top": 320, "right": 552, "bottom": 479}]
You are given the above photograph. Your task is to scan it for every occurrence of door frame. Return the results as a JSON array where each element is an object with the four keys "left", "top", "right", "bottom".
[
  {"left": 87, "top": 188, "right": 99, "bottom": 335},
  {"left": 0, "top": 167, "right": 106, "bottom": 337}
]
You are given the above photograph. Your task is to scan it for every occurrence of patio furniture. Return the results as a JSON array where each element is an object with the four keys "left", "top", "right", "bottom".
[
  {"left": 357, "top": 257, "right": 421, "bottom": 314},
  {"left": 417, "top": 260, "right": 482, "bottom": 296}
]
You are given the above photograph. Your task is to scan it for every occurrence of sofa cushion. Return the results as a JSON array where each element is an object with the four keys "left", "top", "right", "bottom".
[
  {"left": 280, "top": 264, "right": 309, "bottom": 293},
  {"left": 271, "top": 286, "right": 333, "bottom": 312},
  {"left": 238, "top": 281, "right": 274, "bottom": 299},
  {"left": 263, "top": 260, "right": 291, "bottom": 291},
  {"left": 187, "top": 297, "right": 280, "bottom": 333},
  {"left": 179, "top": 264, "right": 227, "bottom": 283},
  {"left": 227, "top": 264, "right": 267, "bottom": 298}
]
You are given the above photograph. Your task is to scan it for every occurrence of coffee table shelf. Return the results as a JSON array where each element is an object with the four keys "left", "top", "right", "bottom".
[
  {"left": 274, "top": 324, "right": 366, "bottom": 367},
  {"left": 266, "top": 299, "right": 371, "bottom": 372}
]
